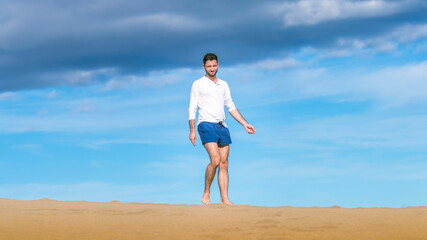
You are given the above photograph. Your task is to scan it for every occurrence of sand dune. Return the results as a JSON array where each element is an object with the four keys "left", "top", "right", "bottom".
[{"left": 1, "top": 198, "right": 426, "bottom": 240}]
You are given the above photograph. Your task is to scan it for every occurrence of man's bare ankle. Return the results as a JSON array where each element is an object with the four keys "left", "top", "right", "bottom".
[{"left": 202, "top": 193, "right": 211, "bottom": 204}]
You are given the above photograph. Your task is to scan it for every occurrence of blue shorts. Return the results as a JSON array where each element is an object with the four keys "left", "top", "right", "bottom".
[{"left": 198, "top": 122, "right": 232, "bottom": 146}]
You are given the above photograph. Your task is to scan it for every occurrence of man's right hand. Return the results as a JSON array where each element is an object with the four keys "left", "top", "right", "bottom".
[
  {"left": 189, "top": 131, "right": 197, "bottom": 146},
  {"left": 244, "top": 124, "right": 256, "bottom": 134}
]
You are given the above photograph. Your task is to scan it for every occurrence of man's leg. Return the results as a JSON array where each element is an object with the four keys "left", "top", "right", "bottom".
[
  {"left": 202, "top": 142, "right": 220, "bottom": 204},
  {"left": 218, "top": 144, "right": 233, "bottom": 205}
]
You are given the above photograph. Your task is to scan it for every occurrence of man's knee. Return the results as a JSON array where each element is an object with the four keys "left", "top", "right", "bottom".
[
  {"left": 219, "top": 159, "right": 229, "bottom": 168},
  {"left": 210, "top": 162, "right": 220, "bottom": 168},
  {"left": 209, "top": 157, "right": 220, "bottom": 168}
]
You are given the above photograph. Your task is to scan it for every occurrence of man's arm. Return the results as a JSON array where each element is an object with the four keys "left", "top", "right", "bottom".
[
  {"left": 229, "top": 109, "right": 256, "bottom": 134},
  {"left": 189, "top": 119, "right": 197, "bottom": 146},
  {"left": 188, "top": 81, "right": 198, "bottom": 146}
]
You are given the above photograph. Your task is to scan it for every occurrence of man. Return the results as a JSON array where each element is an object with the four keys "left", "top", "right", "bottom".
[{"left": 188, "top": 53, "right": 256, "bottom": 205}]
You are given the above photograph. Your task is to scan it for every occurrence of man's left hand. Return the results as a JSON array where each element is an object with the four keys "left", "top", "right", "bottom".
[{"left": 244, "top": 124, "right": 256, "bottom": 134}]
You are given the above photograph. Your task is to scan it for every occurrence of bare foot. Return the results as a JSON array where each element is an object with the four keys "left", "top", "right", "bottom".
[
  {"left": 201, "top": 193, "right": 211, "bottom": 204},
  {"left": 221, "top": 200, "right": 234, "bottom": 205}
]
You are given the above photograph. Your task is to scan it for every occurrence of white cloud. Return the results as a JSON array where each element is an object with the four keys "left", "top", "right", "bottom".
[
  {"left": 103, "top": 80, "right": 132, "bottom": 91},
  {"left": 319, "top": 49, "right": 353, "bottom": 58},
  {"left": 414, "top": 41, "right": 427, "bottom": 53},
  {"left": 115, "top": 13, "right": 202, "bottom": 31},
  {"left": 225, "top": 58, "right": 427, "bottom": 109},
  {"left": 309, "top": 61, "right": 427, "bottom": 106},
  {"left": 64, "top": 68, "right": 116, "bottom": 86},
  {"left": 79, "top": 138, "right": 158, "bottom": 150},
  {"left": 0, "top": 92, "right": 16, "bottom": 100},
  {"left": 355, "top": 61, "right": 427, "bottom": 106},
  {"left": 322, "top": 37, "right": 397, "bottom": 56},
  {"left": 273, "top": 0, "right": 415, "bottom": 27},
  {"left": 389, "top": 23, "right": 427, "bottom": 43},
  {"left": 238, "top": 112, "right": 427, "bottom": 174},
  {"left": 0, "top": 82, "right": 188, "bottom": 134},
  {"left": 374, "top": 41, "right": 398, "bottom": 52},
  {"left": 325, "top": 24, "right": 427, "bottom": 53},
  {"left": 76, "top": 130, "right": 188, "bottom": 149},
  {"left": 254, "top": 57, "right": 299, "bottom": 70},
  {"left": 46, "top": 90, "right": 58, "bottom": 99},
  {"left": 102, "top": 67, "right": 197, "bottom": 91},
  {"left": 0, "top": 105, "right": 182, "bottom": 134},
  {"left": 235, "top": 157, "right": 427, "bottom": 182},
  {"left": 12, "top": 144, "right": 43, "bottom": 155},
  {"left": 70, "top": 102, "right": 97, "bottom": 114}
]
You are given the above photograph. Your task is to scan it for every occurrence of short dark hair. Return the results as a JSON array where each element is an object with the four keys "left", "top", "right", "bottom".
[{"left": 203, "top": 53, "right": 218, "bottom": 64}]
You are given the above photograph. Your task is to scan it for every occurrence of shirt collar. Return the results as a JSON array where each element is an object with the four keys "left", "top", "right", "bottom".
[{"left": 203, "top": 76, "right": 221, "bottom": 85}]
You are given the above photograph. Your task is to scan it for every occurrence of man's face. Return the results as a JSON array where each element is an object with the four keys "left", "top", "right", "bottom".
[{"left": 203, "top": 60, "right": 219, "bottom": 78}]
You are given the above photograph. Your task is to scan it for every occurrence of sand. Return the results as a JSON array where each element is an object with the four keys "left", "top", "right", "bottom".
[{"left": 1, "top": 198, "right": 426, "bottom": 240}]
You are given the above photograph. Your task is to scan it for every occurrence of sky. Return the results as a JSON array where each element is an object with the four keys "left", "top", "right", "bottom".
[{"left": 1, "top": 0, "right": 427, "bottom": 208}]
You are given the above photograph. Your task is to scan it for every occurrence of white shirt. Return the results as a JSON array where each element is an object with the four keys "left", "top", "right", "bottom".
[{"left": 188, "top": 76, "right": 236, "bottom": 126}]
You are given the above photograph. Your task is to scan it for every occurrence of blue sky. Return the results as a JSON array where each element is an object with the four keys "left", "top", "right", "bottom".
[{"left": 1, "top": 0, "right": 427, "bottom": 207}]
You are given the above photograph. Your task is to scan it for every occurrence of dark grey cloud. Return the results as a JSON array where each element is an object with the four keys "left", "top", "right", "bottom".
[{"left": 1, "top": 0, "right": 427, "bottom": 91}]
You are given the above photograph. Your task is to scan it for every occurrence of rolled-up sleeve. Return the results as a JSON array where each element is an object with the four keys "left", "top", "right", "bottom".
[
  {"left": 188, "top": 82, "right": 198, "bottom": 120},
  {"left": 224, "top": 82, "right": 236, "bottom": 112}
]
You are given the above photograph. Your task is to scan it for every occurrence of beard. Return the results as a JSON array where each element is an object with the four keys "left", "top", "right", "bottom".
[{"left": 205, "top": 69, "right": 218, "bottom": 78}]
